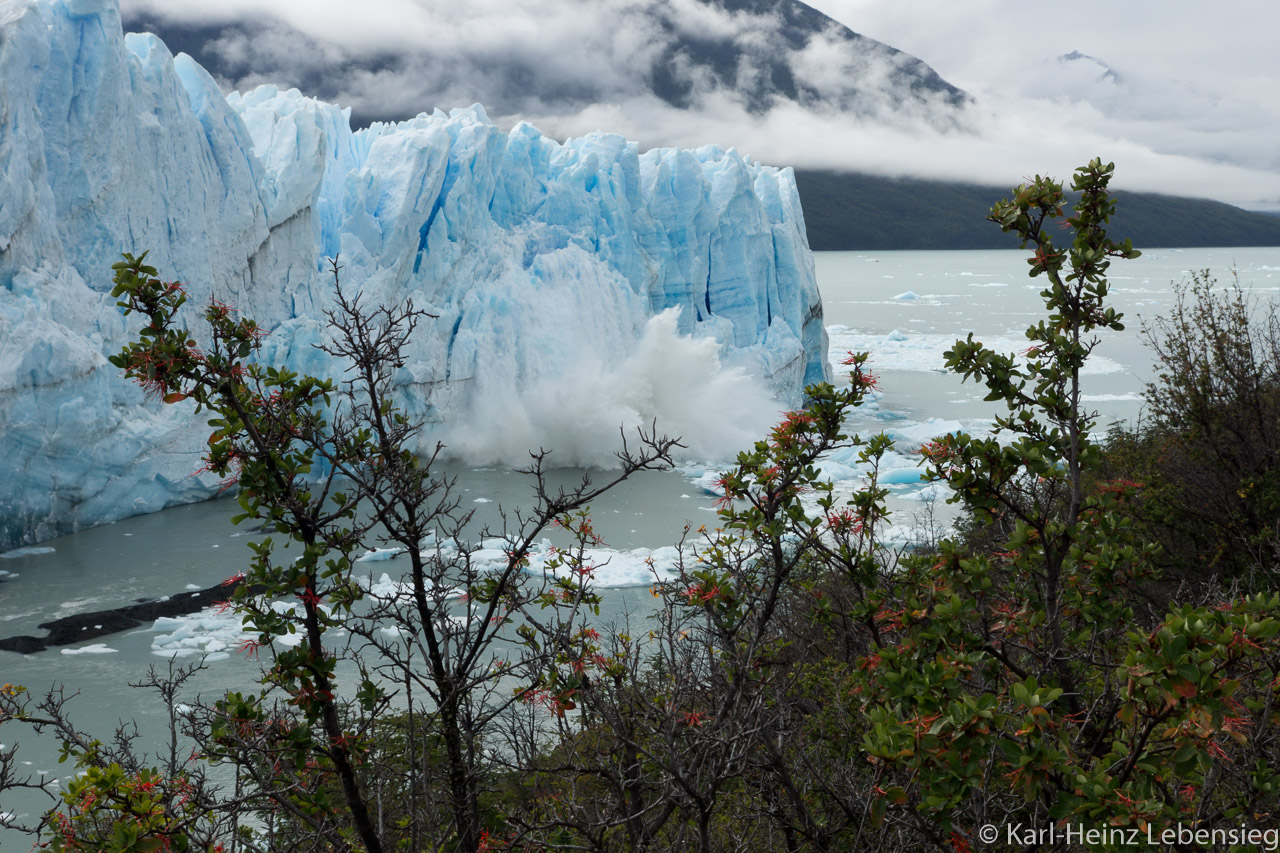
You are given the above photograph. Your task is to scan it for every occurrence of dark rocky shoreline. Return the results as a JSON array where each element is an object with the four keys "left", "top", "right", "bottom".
[{"left": 0, "top": 579, "right": 241, "bottom": 654}]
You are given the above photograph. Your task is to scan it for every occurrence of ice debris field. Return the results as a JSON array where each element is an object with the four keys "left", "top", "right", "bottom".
[{"left": 146, "top": 539, "right": 683, "bottom": 661}]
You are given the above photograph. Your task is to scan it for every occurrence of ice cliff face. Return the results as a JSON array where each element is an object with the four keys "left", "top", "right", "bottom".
[{"left": 0, "top": 0, "right": 829, "bottom": 549}]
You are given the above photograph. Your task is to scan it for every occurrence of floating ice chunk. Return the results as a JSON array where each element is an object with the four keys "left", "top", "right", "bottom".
[
  {"left": 473, "top": 498, "right": 491, "bottom": 504},
  {"left": 1, "top": 546, "right": 54, "bottom": 559},
  {"left": 901, "top": 483, "right": 948, "bottom": 502},
  {"left": 879, "top": 467, "right": 925, "bottom": 485},
  {"left": 827, "top": 326, "right": 1127, "bottom": 376},
  {"left": 887, "top": 418, "right": 965, "bottom": 448},
  {"left": 436, "top": 537, "right": 683, "bottom": 587},
  {"left": 150, "top": 613, "right": 235, "bottom": 659},
  {"left": 815, "top": 459, "right": 860, "bottom": 482},
  {"left": 60, "top": 644, "right": 118, "bottom": 655},
  {"left": 149, "top": 602, "right": 305, "bottom": 660},
  {"left": 357, "top": 547, "right": 405, "bottom": 562},
  {"left": 893, "top": 291, "right": 920, "bottom": 301},
  {"left": 52, "top": 598, "right": 105, "bottom": 620},
  {"left": 362, "top": 572, "right": 415, "bottom": 601},
  {"left": 523, "top": 540, "right": 682, "bottom": 587},
  {"left": 692, "top": 471, "right": 726, "bottom": 495},
  {"left": 886, "top": 329, "right": 908, "bottom": 341}
]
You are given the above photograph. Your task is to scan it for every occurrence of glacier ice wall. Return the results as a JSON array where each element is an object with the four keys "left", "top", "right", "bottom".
[{"left": 0, "top": 0, "right": 829, "bottom": 549}]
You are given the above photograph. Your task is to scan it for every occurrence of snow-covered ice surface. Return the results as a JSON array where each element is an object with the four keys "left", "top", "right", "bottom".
[{"left": 0, "top": 0, "right": 827, "bottom": 550}]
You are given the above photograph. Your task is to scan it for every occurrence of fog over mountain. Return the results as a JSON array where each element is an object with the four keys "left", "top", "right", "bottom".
[
  {"left": 119, "top": 0, "right": 1280, "bottom": 212},
  {"left": 120, "top": 0, "right": 966, "bottom": 125}
]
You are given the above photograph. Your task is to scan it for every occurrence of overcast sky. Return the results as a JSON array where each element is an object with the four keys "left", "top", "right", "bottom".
[
  {"left": 119, "top": 0, "right": 1280, "bottom": 210},
  {"left": 804, "top": 1, "right": 1280, "bottom": 201}
]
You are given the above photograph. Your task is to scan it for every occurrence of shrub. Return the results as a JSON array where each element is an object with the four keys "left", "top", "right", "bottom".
[
  {"left": 853, "top": 160, "right": 1280, "bottom": 848},
  {"left": 1101, "top": 271, "right": 1280, "bottom": 589}
]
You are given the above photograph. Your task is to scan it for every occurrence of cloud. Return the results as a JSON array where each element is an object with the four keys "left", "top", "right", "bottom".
[
  {"left": 122, "top": 0, "right": 964, "bottom": 121},
  {"left": 118, "top": 0, "right": 1280, "bottom": 210},
  {"left": 805, "top": 0, "right": 1280, "bottom": 195},
  {"left": 524, "top": 92, "right": 1280, "bottom": 210}
]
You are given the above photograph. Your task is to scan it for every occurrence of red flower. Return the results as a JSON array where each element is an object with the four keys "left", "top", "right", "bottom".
[
  {"left": 680, "top": 709, "right": 709, "bottom": 727},
  {"left": 826, "top": 509, "right": 866, "bottom": 536},
  {"left": 853, "top": 370, "right": 880, "bottom": 392}
]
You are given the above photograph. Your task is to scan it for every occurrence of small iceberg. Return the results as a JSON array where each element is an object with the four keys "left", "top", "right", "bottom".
[
  {"left": 61, "top": 643, "right": 118, "bottom": 655},
  {"left": 691, "top": 471, "right": 726, "bottom": 496},
  {"left": 879, "top": 467, "right": 925, "bottom": 485},
  {"left": 357, "top": 547, "right": 406, "bottom": 562},
  {"left": 1, "top": 546, "right": 55, "bottom": 559}
]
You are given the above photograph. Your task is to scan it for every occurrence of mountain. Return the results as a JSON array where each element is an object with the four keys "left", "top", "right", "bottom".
[
  {"left": 643, "top": 0, "right": 967, "bottom": 116},
  {"left": 119, "top": 0, "right": 970, "bottom": 128},
  {"left": 1058, "top": 50, "right": 1121, "bottom": 84},
  {"left": 795, "top": 170, "right": 1280, "bottom": 250}
]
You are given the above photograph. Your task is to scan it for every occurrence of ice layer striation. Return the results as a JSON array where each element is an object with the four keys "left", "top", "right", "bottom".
[{"left": 0, "top": 0, "right": 829, "bottom": 549}]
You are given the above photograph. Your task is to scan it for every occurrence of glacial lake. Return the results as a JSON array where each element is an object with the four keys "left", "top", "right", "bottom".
[{"left": 2, "top": 245, "right": 1278, "bottom": 840}]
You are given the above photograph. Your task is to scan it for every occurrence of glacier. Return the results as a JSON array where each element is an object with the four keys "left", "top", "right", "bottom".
[{"left": 0, "top": 0, "right": 829, "bottom": 550}]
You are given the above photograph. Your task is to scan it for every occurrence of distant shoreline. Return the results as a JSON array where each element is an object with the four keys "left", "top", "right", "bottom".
[{"left": 795, "top": 169, "right": 1280, "bottom": 251}]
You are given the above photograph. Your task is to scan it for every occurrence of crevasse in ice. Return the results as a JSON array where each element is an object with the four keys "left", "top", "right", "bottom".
[{"left": 0, "top": 0, "right": 829, "bottom": 549}]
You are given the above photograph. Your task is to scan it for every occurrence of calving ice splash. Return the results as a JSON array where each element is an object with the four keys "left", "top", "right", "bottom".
[
  {"left": 443, "top": 308, "right": 783, "bottom": 467},
  {"left": 0, "top": 0, "right": 827, "bottom": 549}
]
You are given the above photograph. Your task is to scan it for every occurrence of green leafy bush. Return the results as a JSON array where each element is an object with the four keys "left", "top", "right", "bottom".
[
  {"left": 853, "top": 160, "right": 1280, "bottom": 848},
  {"left": 1100, "top": 272, "right": 1280, "bottom": 589}
]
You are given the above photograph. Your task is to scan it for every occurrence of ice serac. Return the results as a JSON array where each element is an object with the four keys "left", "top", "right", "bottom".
[{"left": 0, "top": 0, "right": 829, "bottom": 549}]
